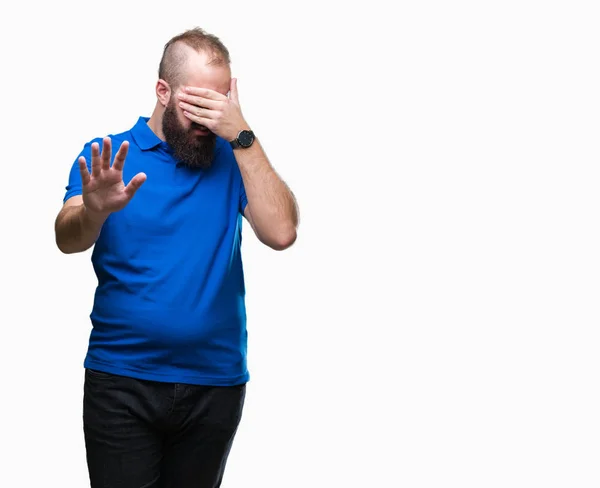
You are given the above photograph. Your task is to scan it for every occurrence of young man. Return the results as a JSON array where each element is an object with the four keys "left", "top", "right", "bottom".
[{"left": 54, "top": 27, "right": 298, "bottom": 487}]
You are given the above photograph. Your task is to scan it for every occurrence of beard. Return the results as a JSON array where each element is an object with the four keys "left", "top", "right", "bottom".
[{"left": 162, "top": 101, "right": 216, "bottom": 169}]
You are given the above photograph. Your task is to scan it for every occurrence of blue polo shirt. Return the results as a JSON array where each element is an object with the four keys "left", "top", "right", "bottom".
[{"left": 63, "top": 117, "right": 249, "bottom": 385}]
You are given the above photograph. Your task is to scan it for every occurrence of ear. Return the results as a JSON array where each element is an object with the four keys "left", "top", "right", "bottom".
[{"left": 156, "top": 79, "right": 171, "bottom": 107}]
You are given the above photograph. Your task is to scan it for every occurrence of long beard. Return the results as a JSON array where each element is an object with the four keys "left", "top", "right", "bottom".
[{"left": 162, "top": 102, "right": 216, "bottom": 169}]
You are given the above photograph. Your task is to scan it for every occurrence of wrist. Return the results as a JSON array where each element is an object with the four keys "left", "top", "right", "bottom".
[
  {"left": 82, "top": 205, "right": 109, "bottom": 226},
  {"left": 230, "top": 127, "right": 255, "bottom": 150}
]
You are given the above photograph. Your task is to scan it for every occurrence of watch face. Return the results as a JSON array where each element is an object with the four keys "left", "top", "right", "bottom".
[{"left": 238, "top": 130, "right": 254, "bottom": 147}]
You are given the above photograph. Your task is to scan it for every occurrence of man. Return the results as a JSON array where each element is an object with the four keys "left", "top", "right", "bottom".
[{"left": 54, "top": 27, "right": 299, "bottom": 488}]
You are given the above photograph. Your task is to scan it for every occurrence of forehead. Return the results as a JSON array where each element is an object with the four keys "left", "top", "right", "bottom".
[{"left": 180, "top": 48, "right": 231, "bottom": 95}]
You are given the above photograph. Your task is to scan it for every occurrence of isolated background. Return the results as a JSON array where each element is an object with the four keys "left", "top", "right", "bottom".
[{"left": 1, "top": 1, "right": 599, "bottom": 486}]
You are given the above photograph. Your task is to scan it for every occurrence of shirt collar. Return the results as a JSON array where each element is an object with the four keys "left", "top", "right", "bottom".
[{"left": 130, "top": 116, "right": 163, "bottom": 151}]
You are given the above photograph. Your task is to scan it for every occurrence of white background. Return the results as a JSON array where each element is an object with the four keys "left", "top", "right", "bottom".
[{"left": 1, "top": 0, "right": 599, "bottom": 486}]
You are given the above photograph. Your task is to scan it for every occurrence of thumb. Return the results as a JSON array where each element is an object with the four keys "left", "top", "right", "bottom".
[
  {"left": 124, "top": 172, "right": 147, "bottom": 199},
  {"left": 230, "top": 77, "right": 239, "bottom": 104}
]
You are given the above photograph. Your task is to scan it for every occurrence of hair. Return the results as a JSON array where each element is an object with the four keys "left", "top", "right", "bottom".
[{"left": 158, "top": 27, "right": 230, "bottom": 89}]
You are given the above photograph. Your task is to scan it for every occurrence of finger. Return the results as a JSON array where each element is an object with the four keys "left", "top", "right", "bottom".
[
  {"left": 78, "top": 156, "right": 91, "bottom": 185},
  {"left": 179, "top": 101, "right": 217, "bottom": 119},
  {"left": 230, "top": 78, "right": 239, "bottom": 104},
  {"left": 182, "top": 111, "right": 214, "bottom": 129},
  {"left": 101, "top": 137, "right": 112, "bottom": 170},
  {"left": 124, "top": 172, "right": 147, "bottom": 199},
  {"left": 91, "top": 142, "right": 102, "bottom": 177},
  {"left": 183, "top": 86, "right": 227, "bottom": 101},
  {"left": 112, "top": 140, "right": 130, "bottom": 172},
  {"left": 177, "top": 92, "right": 221, "bottom": 110}
]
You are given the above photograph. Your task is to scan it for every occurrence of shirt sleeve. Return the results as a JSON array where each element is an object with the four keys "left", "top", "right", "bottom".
[
  {"left": 62, "top": 140, "right": 98, "bottom": 203},
  {"left": 239, "top": 177, "right": 248, "bottom": 215}
]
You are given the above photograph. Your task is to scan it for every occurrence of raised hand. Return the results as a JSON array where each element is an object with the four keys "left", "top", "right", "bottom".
[
  {"left": 79, "top": 137, "right": 147, "bottom": 220},
  {"left": 176, "top": 78, "right": 249, "bottom": 141}
]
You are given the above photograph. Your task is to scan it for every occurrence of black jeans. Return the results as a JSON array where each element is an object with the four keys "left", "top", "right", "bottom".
[{"left": 83, "top": 368, "right": 246, "bottom": 488}]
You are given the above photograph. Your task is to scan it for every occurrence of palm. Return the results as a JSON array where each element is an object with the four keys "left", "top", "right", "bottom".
[
  {"left": 84, "top": 171, "right": 129, "bottom": 214},
  {"left": 79, "top": 138, "right": 146, "bottom": 216}
]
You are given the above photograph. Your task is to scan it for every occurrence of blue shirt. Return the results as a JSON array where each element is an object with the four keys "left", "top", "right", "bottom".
[{"left": 63, "top": 117, "right": 249, "bottom": 385}]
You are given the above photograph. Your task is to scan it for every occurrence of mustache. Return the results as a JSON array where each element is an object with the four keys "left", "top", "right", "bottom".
[{"left": 190, "top": 122, "right": 211, "bottom": 132}]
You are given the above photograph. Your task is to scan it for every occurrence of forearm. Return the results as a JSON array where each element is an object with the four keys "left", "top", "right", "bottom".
[
  {"left": 55, "top": 204, "right": 106, "bottom": 254},
  {"left": 234, "top": 140, "right": 299, "bottom": 249}
]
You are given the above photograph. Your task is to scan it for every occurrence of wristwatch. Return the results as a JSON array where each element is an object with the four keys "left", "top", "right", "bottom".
[{"left": 230, "top": 129, "right": 255, "bottom": 149}]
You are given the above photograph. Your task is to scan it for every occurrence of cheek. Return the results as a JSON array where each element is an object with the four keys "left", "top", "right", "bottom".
[{"left": 176, "top": 107, "right": 192, "bottom": 128}]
